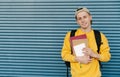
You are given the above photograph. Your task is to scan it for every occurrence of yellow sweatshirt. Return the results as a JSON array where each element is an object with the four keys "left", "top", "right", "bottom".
[{"left": 61, "top": 28, "right": 111, "bottom": 77}]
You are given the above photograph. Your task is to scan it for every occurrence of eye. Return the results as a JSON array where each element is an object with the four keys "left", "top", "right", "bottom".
[
  {"left": 83, "top": 16, "right": 87, "bottom": 18},
  {"left": 77, "top": 17, "right": 81, "bottom": 20}
]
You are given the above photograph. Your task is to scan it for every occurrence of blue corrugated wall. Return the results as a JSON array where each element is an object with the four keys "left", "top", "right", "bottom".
[{"left": 0, "top": 0, "right": 120, "bottom": 77}]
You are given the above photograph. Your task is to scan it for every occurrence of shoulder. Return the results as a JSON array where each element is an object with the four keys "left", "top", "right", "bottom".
[
  {"left": 93, "top": 30, "right": 108, "bottom": 38},
  {"left": 93, "top": 30, "right": 104, "bottom": 35},
  {"left": 65, "top": 29, "right": 78, "bottom": 38},
  {"left": 95, "top": 30, "right": 109, "bottom": 42},
  {"left": 64, "top": 31, "right": 71, "bottom": 39}
]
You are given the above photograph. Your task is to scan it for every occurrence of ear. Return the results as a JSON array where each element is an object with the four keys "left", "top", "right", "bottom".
[{"left": 90, "top": 15, "right": 92, "bottom": 21}]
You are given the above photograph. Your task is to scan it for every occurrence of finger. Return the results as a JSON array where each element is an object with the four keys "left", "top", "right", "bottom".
[
  {"left": 82, "top": 48, "right": 86, "bottom": 51},
  {"left": 88, "top": 58, "right": 92, "bottom": 62},
  {"left": 83, "top": 52, "right": 89, "bottom": 56}
]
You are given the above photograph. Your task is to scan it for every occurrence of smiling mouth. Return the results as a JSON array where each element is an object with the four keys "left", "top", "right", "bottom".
[{"left": 82, "top": 23, "right": 87, "bottom": 26}]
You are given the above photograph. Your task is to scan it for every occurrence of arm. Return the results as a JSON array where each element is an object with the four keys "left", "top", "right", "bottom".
[
  {"left": 98, "top": 33, "right": 111, "bottom": 62},
  {"left": 61, "top": 32, "right": 76, "bottom": 62},
  {"left": 83, "top": 33, "right": 111, "bottom": 62}
]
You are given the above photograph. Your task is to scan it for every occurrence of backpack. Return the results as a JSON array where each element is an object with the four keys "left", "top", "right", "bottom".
[{"left": 65, "top": 29, "right": 102, "bottom": 77}]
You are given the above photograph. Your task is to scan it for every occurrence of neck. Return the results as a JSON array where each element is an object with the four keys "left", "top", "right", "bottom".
[{"left": 81, "top": 28, "right": 92, "bottom": 33}]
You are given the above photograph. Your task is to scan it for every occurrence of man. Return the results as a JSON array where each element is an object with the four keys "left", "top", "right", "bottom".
[{"left": 61, "top": 7, "right": 111, "bottom": 77}]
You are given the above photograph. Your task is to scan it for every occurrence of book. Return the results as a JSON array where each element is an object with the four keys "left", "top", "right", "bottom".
[{"left": 70, "top": 34, "right": 88, "bottom": 57}]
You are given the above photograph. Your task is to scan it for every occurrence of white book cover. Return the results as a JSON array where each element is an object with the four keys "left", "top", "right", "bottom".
[{"left": 73, "top": 43, "right": 86, "bottom": 56}]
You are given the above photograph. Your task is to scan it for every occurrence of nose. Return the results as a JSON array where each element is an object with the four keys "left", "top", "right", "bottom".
[{"left": 81, "top": 18, "right": 85, "bottom": 23}]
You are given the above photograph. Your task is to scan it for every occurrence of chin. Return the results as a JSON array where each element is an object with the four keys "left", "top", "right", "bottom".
[{"left": 82, "top": 26, "right": 88, "bottom": 29}]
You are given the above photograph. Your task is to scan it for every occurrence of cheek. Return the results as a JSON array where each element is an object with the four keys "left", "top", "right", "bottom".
[
  {"left": 90, "top": 16, "right": 92, "bottom": 21},
  {"left": 87, "top": 18, "right": 91, "bottom": 22},
  {"left": 77, "top": 21, "right": 82, "bottom": 25},
  {"left": 77, "top": 20, "right": 80, "bottom": 24}
]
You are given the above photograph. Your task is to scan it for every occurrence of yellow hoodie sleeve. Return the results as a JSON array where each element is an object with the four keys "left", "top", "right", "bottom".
[
  {"left": 99, "top": 33, "right": 111, "bottom": 62},
  {"left": 61, "top": 32, "right": 76, "bottom": 62}
]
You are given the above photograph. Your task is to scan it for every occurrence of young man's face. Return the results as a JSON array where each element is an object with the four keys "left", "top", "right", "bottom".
[{"left": 76, "top": 11, "right": 92, "bottom": 29}]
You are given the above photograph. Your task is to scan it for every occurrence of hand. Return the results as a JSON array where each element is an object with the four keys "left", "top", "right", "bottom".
[
  {"left": 83, "top": 47, "right": 100, "bottom": 59},
  {"left": 75, "top": 55, "right": 92, "bottom": 64}
]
